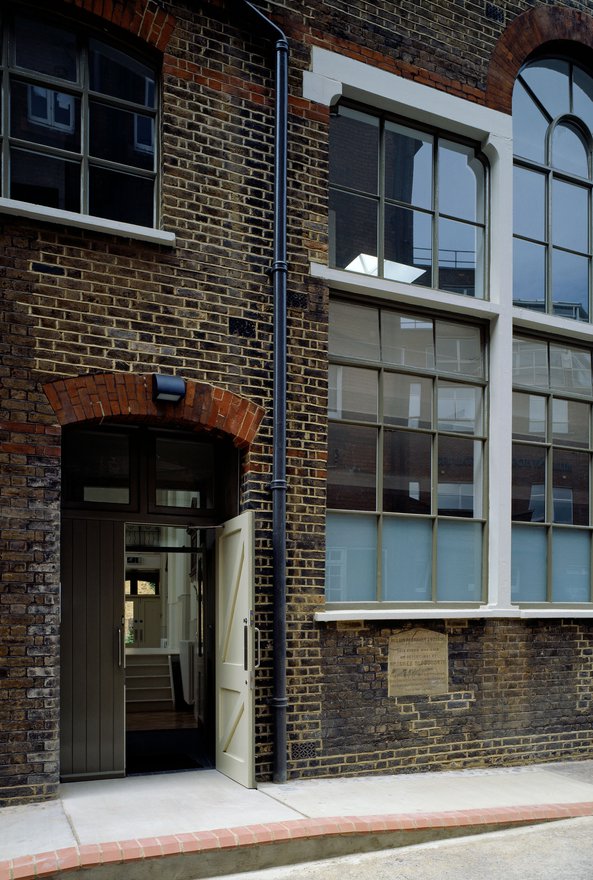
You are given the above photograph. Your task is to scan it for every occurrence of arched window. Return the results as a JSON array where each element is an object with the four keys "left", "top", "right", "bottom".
[
  {"left": 513, "top": 58, "right": 593, "bottom": 321},
  {"left": 0, "top": 6, "right": 158, "bottom": 228}
]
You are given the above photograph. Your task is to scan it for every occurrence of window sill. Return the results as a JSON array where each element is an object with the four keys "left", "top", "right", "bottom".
[
  {"left": 315, "top": 606, "right": 593, "bottom": 621},
  {"left": 310, "top": 262, "right": 500, "bottom": 320},
  {"left": 0, "top": 198, "right": 176, "bottom": 246}
]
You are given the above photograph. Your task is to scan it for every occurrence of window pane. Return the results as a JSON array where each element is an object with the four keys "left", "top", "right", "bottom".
[
  {"left": 328, "top": 365, "right": 378, "bottom": 421},
  {"left": 384, "top": 123, "right": 432, "bottom": 209},
  {"left": 381, "top": 312, "right": 434, "bottom": 369},
  {"left": 11, "top": 82, "right": 80, "bottom": 152},
  {"left": 384, "top": 373, "right": 432, "bottom": 428},
  {"left": 89, "top": 167, "right": 154, "bottom": 227},
  {"left": 383, "top": 430, "right": 431, "bottom": 514},
  {"left": 435, "top": 321, "right": 483, "bottom": 377},
  {"left": 384, "top": 206, "right": 432, "bottom": 286},
  {"left": 513, "top": 238, "right": 546, "bottom": 310},
  {"left": 437, "top": 382, "right": 482, "bottom": 434},
  {"left": 511, "top": 525, "right": 547, "bottom": 602},
  {"left": 552, "top": 179, "right": 588, "bottom": 252},
  {"left": 552, "top": 398, "right": 589, "bottom": 447},
  {"left": 512, "top": 337, "right": 548, "bottom": 387},
  {"left": 512, "top": 80, "right": 547, "bottom": 164},
  {"left": 573, "top": 65, "right": 593, "bottom": 139},
  {"left": 512, "top": 392, "right": 546, "bottom": 441},
  {"left": 552, "top": 529, "right": 590, "bottom": 602},
  {"left": 552, "top": 249, "right": 589, "bottom": 321},
  {"left": 437, "top": 436, "right": 480, "bottom": 517},
  {"left": 512, "top": 442, "right": 546, "bottom": 522},
  {"left": 62, "top": 430, "right": 130, "bottom": 504},
  {"left": 439, "top": 140, "right": 484, "bottom": 223},
  {"left": 329, "top": 301, "right": 380, "bottom": 360},
  {"left": 513, "top": 167, "right": 546, "bottom": 241},
  {"left": 521, "top": 59, "right": 569, "bottom": 120},
  {"left": 155, "top": 438, "right": 214, "bottom": 509},
  {"left": 327, "top": 423, "right": 376, "bottom": 510},
  {"left": 329, "top": 107, "right": 378, "bottom": 194},
  {"left": 550, "top": 344, "right": 592, "bottom": 394},
  {"left": 325, "top": 514, "right": 377, "bottom": 602},
  {"left": 90, "top": 102, "right": 154, "bottom": 170},
  {"left": 329, "top": 189, "right": 378, "bottom": 275},
  {"left": 383, "top": 517, "right": 432, "bottom": 601},
  {"left": 10, "top": 149, "right": 80, "bottom": 211},
  {"left": 553, "top": 449, "right": 589, "bottom": 525},
  {"left": 552, "top": 123, "right": 589, "bottom": 178},
  {"left": 438, "top": 218, "right": 482, "bottom": 298},
  {"left": 436, "top": 520, "right": 482, "bottom": 601},
  {"left": 14, "top": 16, "right": 77, "bottom": 81},
  {"left": 89, "top": 40, "right": 156, "bottom": 107}
]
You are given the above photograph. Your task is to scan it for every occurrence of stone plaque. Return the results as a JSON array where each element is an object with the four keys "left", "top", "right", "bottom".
[{"left": 388, "top": 628, "right": 448, "bottom": 697}]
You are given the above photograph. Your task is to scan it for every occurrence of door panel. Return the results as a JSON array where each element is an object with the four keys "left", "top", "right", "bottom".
[
  {"left": 61, "top": 518, "right": 125, "bottom": 780},
  {"left": 215, "top": 511, "right": 255, "bottom": 787}
]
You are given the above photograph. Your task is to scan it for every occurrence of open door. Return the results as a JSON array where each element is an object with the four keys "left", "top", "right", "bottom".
[
  {"left": 60, "top": 518, "right": 125, "bottom": 780},
  {"left": 215, "top": 511, "right": 255, "bottom": 787}
]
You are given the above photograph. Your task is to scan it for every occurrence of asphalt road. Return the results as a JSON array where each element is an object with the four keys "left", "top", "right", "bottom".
[{"left": 214, "top": 817, "right": 593, "bottom": 880}]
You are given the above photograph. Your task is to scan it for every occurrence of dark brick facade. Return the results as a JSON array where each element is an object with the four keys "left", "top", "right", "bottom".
[{"left": 2, "top": 0, "right": 593, "bottom": 806}]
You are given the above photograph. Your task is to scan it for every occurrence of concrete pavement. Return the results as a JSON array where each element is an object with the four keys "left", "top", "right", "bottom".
[{"left": 1, "top": 760, "right": 593, "bottom": 879}]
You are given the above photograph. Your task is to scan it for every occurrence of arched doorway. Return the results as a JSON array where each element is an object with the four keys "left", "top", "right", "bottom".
[{"left": 45, "top": 374, "right": 265, "bottom": 786}]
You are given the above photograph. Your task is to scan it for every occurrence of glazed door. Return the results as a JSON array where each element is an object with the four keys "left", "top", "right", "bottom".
[
  {"left": 60, "top": 518, "right": 125, "bottom": 780},
  {"left": 215, "top": 511, "right": 255, "bottom": 787}
]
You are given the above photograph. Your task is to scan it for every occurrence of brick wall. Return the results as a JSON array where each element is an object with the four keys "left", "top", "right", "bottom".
[{"left": 3, "top": 0, "right": 593, "bottom": 804}]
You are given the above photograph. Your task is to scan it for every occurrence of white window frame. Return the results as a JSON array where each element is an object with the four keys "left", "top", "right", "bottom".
[{"left": 305, "top": 47, "right": 593, "bottom": 620}]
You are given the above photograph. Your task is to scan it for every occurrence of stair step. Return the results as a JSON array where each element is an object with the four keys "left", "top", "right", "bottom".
[
  {"left": 126, "top": 665, "right": 170, "bottom": 678},
  {"left": 126, "top": 686, "right": 173, "bottom": 702},
  {"left": 126, "top": 699, "right": 173, "bottom": 713}
]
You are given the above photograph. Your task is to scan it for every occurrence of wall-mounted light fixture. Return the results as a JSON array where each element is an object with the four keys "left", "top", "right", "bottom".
[{"left": 152, "top": 373, "right": 186, "bottom": 403}]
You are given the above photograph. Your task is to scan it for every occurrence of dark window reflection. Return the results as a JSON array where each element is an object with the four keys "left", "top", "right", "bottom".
[
  {"left": 14, "top": 16, "right": 77, "bottom": 81},
  {"left": 512, "top": 442, "right": 546, "bottom": 522},
  {"left": 384, "top": 123, "right": 432, "bottom": 209},
  {"left": 89, "top": 167, "right": 154, "bottom": 227},
  {"left": 11, "top": 149, "right": 80, "bottom": 211},
  {"left": 552, "top": 249, "right": 589, "bottom": 321},
  {"left": 330, "top": 189, "right": 377, "bottom": 274},
  {"left": 513, "top": 238, "right": 546, "bottom": 310},
  {"left": 385, "top": 205, "right": 432, "bottom": 286},
  {"left": 62, "top": 430, "right": 130, "bottom": 504},
  {"left": 90, "top": 102, "right": 154, "bottom": 170},
  {"left": 383, "top": 430, "right": 431, "bottom": 513},
  {"left": 89, "top": 40, "right": 156, "bottom": 107},
  {"left": 155, "top": 438, "right": 214, "bottom": 509},
  {"left": 327, "top": 423, "right": 377, "bottom": 510},
  {"left": 329, "top": 107, "right": 378, "bottom": 194},
  {"left": 11, "top": 81, "right": 81, "bottom": 153}
]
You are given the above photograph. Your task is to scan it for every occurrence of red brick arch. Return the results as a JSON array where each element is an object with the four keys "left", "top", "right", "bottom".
[
  {"left": 60, "top": 0, "right": 176, "bottom": 52},
  {"left": 43, "top": 374, "right": 266, "bottom": 449},
  {"left": 486, "top": 6, "right": 593, "bottom": 114}
]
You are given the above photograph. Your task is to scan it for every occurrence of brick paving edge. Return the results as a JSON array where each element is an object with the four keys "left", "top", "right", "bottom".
[{"left": 2, "top": 802, "right": 593, "bottom": 880}]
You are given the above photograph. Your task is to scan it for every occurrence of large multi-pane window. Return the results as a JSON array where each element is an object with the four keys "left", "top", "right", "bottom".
[
  {"left": 327, "top": 299, "right": 486, "bottom": 605},
  {"left": 512, "top": 336, "right": 593, "bottom": 602},
  {"left": 1, "top": 9, "right": 158, "bottom": 227},
  {"left": 329, "top": 105, "right": 487, "bottom": 297},
  {"left": 513, "top": 59, "right": 593, "bottom": 320}
]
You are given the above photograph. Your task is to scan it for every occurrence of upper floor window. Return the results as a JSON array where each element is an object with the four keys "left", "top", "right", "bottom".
[
  {"left": 512, "top": 336, "right": 593, "bottom": 602},
  {"left": 327, "top": 299, "right": 486, "bottom": 605},
  {"left": 1, "top": 10, "right": 158, "bottom": 227},
  {"left": 329, "top": 106, "right": 487, "bottom": 298},
  {"left": 513, "top": 59, "right": 593, "bottom": 321}
]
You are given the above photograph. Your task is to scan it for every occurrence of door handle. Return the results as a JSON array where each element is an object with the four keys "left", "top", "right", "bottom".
[
  {"left": 254, "top": 626, "right": 261, "bottom": 669},
  {"left": 117, "top": 628, "right": 122, "bottom": 668},
  {"left": 243, "top": 619, "right": 249, "bottom": 671}
]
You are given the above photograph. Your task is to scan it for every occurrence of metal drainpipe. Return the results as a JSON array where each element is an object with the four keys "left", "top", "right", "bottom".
[{"left": 239, "top": 0, "right": 289, "bottom": 784}]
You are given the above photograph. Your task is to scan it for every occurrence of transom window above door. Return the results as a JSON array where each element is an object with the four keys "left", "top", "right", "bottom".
[
  {"left": 513, "top": 58, "right": 593, "bottom": 321},
  {"left": 329, "top": 105, "right": 487, "bottom": 298},
  {"left": 61, "top": 426, "right": 237, "bottom": 522},
  {"left": 1, "top": 8, "right": 159, "bottom": 228}
]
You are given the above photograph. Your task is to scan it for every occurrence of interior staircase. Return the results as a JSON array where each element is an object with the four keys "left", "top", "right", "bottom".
[{"left": 125, "top": 653, "right": 174, "bottom": 713}]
